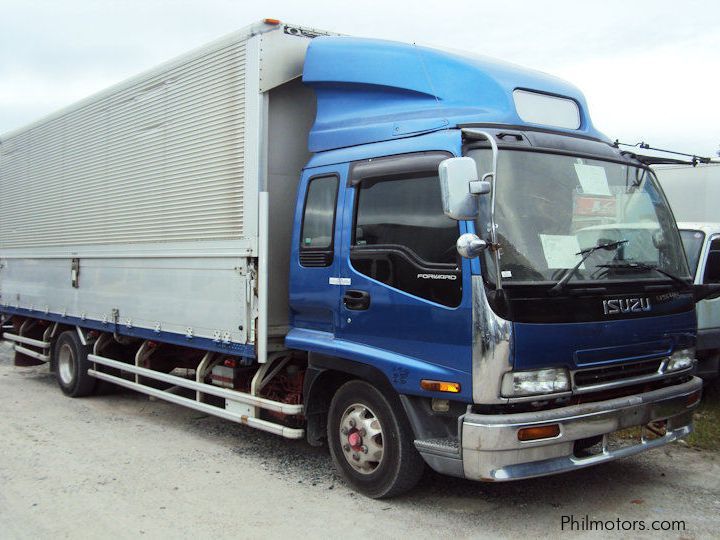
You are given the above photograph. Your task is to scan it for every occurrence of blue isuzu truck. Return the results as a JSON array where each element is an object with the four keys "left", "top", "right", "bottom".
[{"left": 1, "top": 21, "right": 714, "bottom": 497}]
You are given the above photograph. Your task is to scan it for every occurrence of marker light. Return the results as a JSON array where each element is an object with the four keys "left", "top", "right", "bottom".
[
  {"left": 264, "top": 18, "right": 281, "bottom": 25},
  {"left": 518, "top": 424, "right": 561, "bottom": 442},
  {"left": 687, "top": 390, "right": 702, "bottom": 408},
  {"left": 421, "top": 380, "right": 461, "bottom": 393},
  {"left": 501, "top": 368, "right": 570, "bottom": 397}
]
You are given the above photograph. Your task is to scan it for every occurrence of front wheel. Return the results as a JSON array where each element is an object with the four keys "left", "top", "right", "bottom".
[{"left": 327, "top": 380, "right": 424, "bottom": 498}]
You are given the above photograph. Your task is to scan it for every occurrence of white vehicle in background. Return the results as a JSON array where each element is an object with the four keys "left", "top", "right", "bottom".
[
  {"left": 677, "top": 223, "right": 720, "bottom": 379},
  {"left": 655, "top": 163, "right": 720, "bottom": 380}
]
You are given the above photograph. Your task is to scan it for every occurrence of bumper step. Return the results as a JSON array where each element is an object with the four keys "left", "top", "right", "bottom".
[{"left": 414, "top": 437, "right": 460, "bottom": 457}]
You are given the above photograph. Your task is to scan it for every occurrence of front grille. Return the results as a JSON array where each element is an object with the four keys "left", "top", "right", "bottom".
[{"left": 574, "top": 358, "right": 663, "bottom": 388}]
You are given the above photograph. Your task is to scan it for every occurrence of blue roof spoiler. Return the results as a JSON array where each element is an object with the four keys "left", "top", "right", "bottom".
[{"left": 302, "top": 36, "right": 609, "bottom": 153}]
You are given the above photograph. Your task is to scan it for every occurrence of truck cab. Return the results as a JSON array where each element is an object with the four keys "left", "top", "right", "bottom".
[
  {"left": 288, "top": 36, "right": 702, "bottom": 494},
  {"left": 678, "top": 223, "right": 720, "bottom": 378}
]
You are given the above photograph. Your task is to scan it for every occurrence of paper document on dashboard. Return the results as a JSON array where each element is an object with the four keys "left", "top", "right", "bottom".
[{"left": 539, "top": 234, "right": 584, "bottom": 269}]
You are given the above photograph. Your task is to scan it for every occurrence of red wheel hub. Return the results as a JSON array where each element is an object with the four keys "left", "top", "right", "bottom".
[{"left": 347, "top": 430, "right": 363, "bottom": 450}]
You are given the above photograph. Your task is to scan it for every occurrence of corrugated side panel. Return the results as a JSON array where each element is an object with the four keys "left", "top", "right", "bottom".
[{"left": 0, "top": 38, "right": 247, "bottom": 248}]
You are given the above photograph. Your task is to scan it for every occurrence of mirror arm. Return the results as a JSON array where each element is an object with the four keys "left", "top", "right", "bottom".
[{"left": 470, "top": 131, "right": 502, "bottom": 290}]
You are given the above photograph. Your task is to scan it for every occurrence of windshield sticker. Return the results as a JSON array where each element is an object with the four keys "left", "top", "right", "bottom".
[
  {"left": 574, "top": 195, "right": 617, "bottom": 217},
  {"left": 501, "top": 270, "right": 513, "bottom": 278},
  {"left": 574, "top": 164, "right": 611, "bottom": 196},
  {"left": 539, "top": 234, "right": 584, "bottom": 269}
]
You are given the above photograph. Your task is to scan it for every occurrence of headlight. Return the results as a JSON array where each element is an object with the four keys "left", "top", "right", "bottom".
[
  {"left": 501, "top": 368, "right": 571, "bottom": 397},
  {"left": 665, "top": 348, "right": 695, "bottom": 372}
]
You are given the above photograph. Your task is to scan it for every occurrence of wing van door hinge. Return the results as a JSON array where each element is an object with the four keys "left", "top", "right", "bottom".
[{"left": 71, "top": 258, "right": 80, "bottom": 288}]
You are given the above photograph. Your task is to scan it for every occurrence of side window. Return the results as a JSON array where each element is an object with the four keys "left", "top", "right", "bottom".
[
  {"left": 704, "top": 238, "right": 720, "bottom": 284},
  {"left": 299, "top": 175, "right": 339, "bottom": 268},
  {"left": 351, "top": 173, "right": 462, "bottom": 307}
]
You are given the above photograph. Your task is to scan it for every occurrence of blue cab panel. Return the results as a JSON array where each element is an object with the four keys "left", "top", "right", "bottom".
[{"left": 303, "top": 36, "right": 608, "bottom": 152}]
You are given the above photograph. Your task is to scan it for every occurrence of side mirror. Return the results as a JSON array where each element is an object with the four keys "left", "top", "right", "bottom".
[
  {"left": 471, "top": 175, "right": 492, "bottom": 195},
  {"left": 456, "top": 233, "right": 489, "bottom": 259},
  {"left": 439, "top": 157, "right": 483, "bottom": 220}
]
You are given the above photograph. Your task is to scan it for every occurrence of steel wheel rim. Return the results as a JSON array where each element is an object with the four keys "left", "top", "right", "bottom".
[
  {"left": 339, "top": 403, "right": 384, "bottom": 475},
  {"left": 57, "top": 343, "right": 75, "bottom": 385}
]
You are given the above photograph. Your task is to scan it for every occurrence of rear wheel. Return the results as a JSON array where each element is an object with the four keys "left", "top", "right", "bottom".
[
  {"left": 327, "top": 380, "right": 424, "bottom": 498},
  {"left": 54, "top": 330, "right": 96, "bottom": 397}
]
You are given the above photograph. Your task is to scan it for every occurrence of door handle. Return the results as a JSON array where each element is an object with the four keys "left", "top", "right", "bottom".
[{"left": 343, "top": 289, "right": 371, "bottom": 310}]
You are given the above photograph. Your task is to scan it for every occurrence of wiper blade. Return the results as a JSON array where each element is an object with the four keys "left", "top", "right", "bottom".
[
  {"left": 548, "top": 239, "right": 628, "bottom": 296},
  {"left": 595, "top": 262, "right": 691, "bottom": 287}
]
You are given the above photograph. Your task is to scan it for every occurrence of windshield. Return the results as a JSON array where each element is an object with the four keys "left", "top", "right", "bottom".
[
  {"left": 679, "top": 230, "right": 705, "bottom": 278},
  {"left": 468, "top": 149, "right": 690, "bottom": 285}
]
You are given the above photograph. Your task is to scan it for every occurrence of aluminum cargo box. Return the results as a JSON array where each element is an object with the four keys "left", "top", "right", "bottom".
[{"left": 0, "top": 21, "right": 323, "bottom": 360}]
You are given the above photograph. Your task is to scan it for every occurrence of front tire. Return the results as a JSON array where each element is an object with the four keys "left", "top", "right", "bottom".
[
  {"left": 54, "top": 330, "right": 96, "bottom": 397},
  {"left": 327, "top": 380, "right": 424, "bottom": 498}
]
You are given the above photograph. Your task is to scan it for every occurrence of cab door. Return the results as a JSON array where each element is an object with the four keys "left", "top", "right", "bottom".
[
  {"left": 333, "top": 153, "right": 473, "bottom": 385},
  {"left": 289, "top": 165, "right": 347, "bottom": 335}
]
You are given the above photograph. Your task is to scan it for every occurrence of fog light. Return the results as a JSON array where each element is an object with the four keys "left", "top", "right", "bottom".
[
  {"left": 431, "top": 398, "right": 450, "bottom": 412},
  {"left": 665, "top": 348, "right": 695, "bottom": 372},
  {"left": 518, "top": 424, "right": 561, "bottom": 441},
  {"left": 501, "top": 368, "right": 570, "bottom": 397}
]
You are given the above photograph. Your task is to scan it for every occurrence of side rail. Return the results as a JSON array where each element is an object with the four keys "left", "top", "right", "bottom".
[
  {"left": 2, "top": 319, "right": 58, "bottom": 363},
  {"left": 0, "top": 314, "right": 13, "bottom": 335},
  {"left": 87, "top": 334, "right": 304, "bottom": 439}
]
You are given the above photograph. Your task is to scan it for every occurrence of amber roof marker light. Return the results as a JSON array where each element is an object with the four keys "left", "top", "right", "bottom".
[{"left": 264, "top": 18, "right": 281, "bottom": 25}]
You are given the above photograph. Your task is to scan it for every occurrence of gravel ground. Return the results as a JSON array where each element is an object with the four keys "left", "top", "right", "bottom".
[{"left": 1, "top": 341, "right": 719, "bottom": 539}]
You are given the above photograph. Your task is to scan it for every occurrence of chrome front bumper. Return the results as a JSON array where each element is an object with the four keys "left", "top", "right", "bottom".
[{"left": 461, "top": 377, "right": 703, "bottom": 481}]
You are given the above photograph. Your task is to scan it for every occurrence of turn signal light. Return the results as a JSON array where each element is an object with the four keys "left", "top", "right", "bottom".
[
  {"left": 264, "top": 18, "right": 281, "bottom": 25},
  {"left": 517, "top": 424, "right": 561, "bottom": 441},
  {"left": 420, "top": 380, "right": 461, "bottom": 393}
]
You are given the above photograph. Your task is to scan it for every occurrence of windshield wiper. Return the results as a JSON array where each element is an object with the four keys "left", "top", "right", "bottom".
[
  {"left": 594, "top": 262, "right": 691, "bottom": 288},
  {"left": 548, "top": 240, "right": 628, "bottom": 296}
]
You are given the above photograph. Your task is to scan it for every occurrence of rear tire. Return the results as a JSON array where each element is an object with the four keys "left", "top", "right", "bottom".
[
  {"left": 54, "top": 330, "right": 96, "bottom": 397},
  {"left": 327, "top": 380, "right": 424, "bottom": 498}
]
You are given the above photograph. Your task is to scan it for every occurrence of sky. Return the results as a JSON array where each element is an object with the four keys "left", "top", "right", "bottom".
[{"left": 1, "top": 0, "right": 719, "bottom": 157}]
